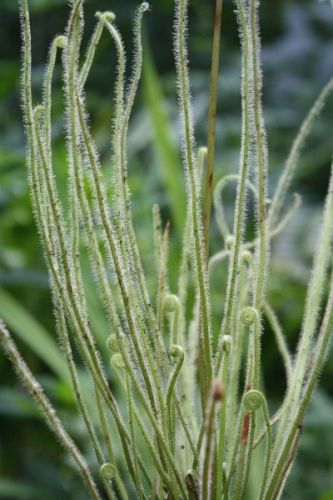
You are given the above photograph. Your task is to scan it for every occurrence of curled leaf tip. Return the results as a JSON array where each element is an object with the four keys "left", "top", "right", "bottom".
[
  {"left": 243, "top": 389, "right": 264, "bottom": 411},
  {"left": 241, "top": 250, "right": 253, "bottom": 263},
  {"left": 141, "top": 2, "right": 151, "bottom": 12},
  {"left": 55, "top": 35, "right": 67, "bottom": 49},
  {"left": 33, "top": 104, "right": 44, "bottom": 120},
  {"left": 164, "top": 294, "right": 180, "bottom": 313},
  {"left": 222, "top": 335, "right": 231, "bottom": 352},
  {"left": 107, "top": 334, "right": 120, "bottom": 352},
  {"left": 95, "top": 11, "right": 116, "bottom": 23},
  {"left": 111, "top": 353, "right": 125, "bottom": 370},
  {"left": 241, "top": 306, "right": 257, "bottom": 326},
  {"left": 99, "top": 462, "right": 116, "bottom": 480},
  {"left": 169, "top": 344, "right": 184, "bottom": 359}
]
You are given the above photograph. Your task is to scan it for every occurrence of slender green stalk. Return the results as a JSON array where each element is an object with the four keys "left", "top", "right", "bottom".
[
  {"left": 58, "top": 306, "right": 105, "bottom": 466},
  {"left": 201, "top": 379, "right": 223, "bottom": 500},
  {"left": 258, "top": 395, "right": 272, "bottom": 500},
  {"left": 113, "top": 364, "right": 185, "bottom": 498},
  {"left": 177, "top": 147, "right": 206, "bottom": 431},
  {"left": 38, "top": 30, "right": 107, "bottom": 474},
  {"left": 203, "top": 0, "right": 224, "bottom": 260},
  {"left": 175, "top": 0, "right": 213, "bottom": 401},
  {"left": 264, "top": 262, "right": 333, "bottom": 498},
  {"left": 269, "top": 77, "right": 333, "bottom": 227},
  {"left": 215, "top": 336, "right": 230, "bottom": 499},
  {"left": 166, "top": 345, "right": 185, "bottom": 453},
  {"left": 264, "top": 302, "right": 292, "bottom": 385},
  {"left": 271, "top": 164, "right": 333, "bottom": 485},
  {"left": 215, "top": 0, "right": 252, "bottom": 374},
  {"left": 21, "top": 3, "right": 121, "bottom": 444},
  {"left": 0, "top": 320, "right": 101, "bottom": 500},
  {"left": 76, "top": 95, "right": 158, "bottom": 414},
  {"left": 119, "top": 5, "right": 161, "bottom": 343},
  {"left": 225, "top": 250, "right": 252, "bottom": 461},
  {"left": 33, "top": 105, "right": 139, "bottom": 489},
  {"left": 124, "top": 374, "right": 145, "bottom": 499},
  {"left": 248, "top": 0, "right": 269, "bottom": 313},
  {"left": 231, "top": 307, "right": 262, "bottom": 497},
  {"left": 213, "top": 174, "right": 257, "bottom": 241},
  {"left": 79, "top": 12, "right": 115, "bottom": 89},
  {"left": 275, "top": 165, "right": 333, "bottom": 454},
  {"left": 174, "top": 397, "right": 198, "bottom": 462},
  {"left": 157, "top": 223, "right": 170, "bottom": 330}
]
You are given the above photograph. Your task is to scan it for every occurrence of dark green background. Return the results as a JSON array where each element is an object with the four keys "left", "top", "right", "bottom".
[{"left": 0, "top": 0, "right": 333, "bottom": 498}]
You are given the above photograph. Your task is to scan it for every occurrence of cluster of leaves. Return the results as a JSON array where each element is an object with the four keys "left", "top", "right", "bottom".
[{"left": 1, "top": 0, "right": 333, "bottom": 498}]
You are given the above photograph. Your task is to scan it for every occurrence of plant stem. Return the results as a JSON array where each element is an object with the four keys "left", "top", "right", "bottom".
[
  {"left": 215, "top": 0, "right": 252, "bottom": 374},
  {"left": 203, "top": 0, "right": 224, "bottom": 262},
  {"left": 174, "top": 0, "right": 213, "bottom": 400},
  {"left": 0, "top": 320, "right": 101, "bottom": 500}
]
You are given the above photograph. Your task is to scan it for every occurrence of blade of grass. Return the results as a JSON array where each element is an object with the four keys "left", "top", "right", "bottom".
[
  {"left": 0, "top": 288, "right": 69, "bottom": 381},
  {"left": 143, "top": 48, "right": 185, "bottom": 235}
]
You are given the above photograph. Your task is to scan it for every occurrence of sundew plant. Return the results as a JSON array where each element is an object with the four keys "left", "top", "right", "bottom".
[{"left": 1, "top": 0, "right": 333, "bottom": 498}]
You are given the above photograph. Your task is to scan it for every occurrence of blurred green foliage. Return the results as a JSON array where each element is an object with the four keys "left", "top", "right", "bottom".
[{"left": 1, "top": 0, "right": 333, "bottom": 498}]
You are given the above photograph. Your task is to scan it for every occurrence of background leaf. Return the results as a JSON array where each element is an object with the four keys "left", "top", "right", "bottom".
[
  {"left": 143, "top": 49, "right": 185, "bottom": 236},
  {"left": 0, "top": 288, "right": 68, "bottom": 381}
]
